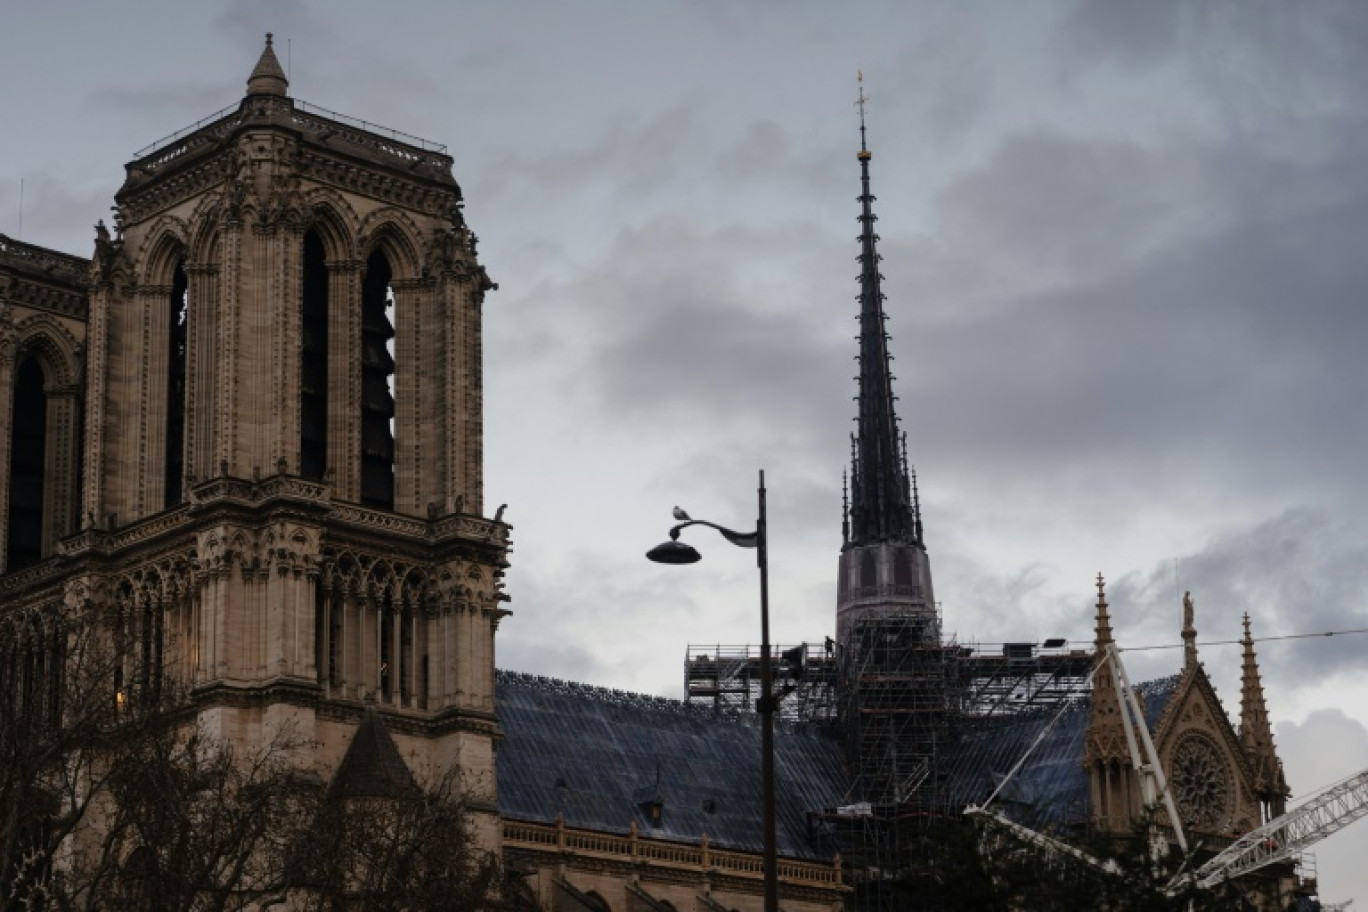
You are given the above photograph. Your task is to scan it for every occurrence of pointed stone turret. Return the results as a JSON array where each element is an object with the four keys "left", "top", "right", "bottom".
[
  {"left": 328, "top": 709, "right": 417, "bottom": 800},
  {"left": 1086, "top": 574, "right": 1124, "bottom": 765},
  {"left": 1181, "top": 590, "right": 1198, "bottom": 670},
  {"left": 1085, "top": 574, "right": 1138, "bottom": 831},
  {"left": 835, "top": 75, "right": 935, "bottom": 646},
  {"left": 1240, "top": 613, "right": 1289, "bottom": 819},
  {"left": 246, "top": 33, "right": 289, "bottom": 97}
]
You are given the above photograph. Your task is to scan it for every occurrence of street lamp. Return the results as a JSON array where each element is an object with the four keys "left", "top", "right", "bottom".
[{"left": 646, "top": 469, "right": 777, "bottom": 912}]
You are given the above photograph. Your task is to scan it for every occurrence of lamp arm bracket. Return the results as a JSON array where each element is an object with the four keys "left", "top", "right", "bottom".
[{"left": 669, "top": 519, "right": 760, "bottom": 549}]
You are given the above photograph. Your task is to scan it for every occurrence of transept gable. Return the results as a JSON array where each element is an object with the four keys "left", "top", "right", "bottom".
[{"left": 1153, "top": 661, "right": 1260, "bottom": 834}]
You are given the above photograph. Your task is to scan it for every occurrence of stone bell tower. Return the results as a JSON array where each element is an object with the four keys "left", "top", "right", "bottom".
[{"left": 60, "top": 35, "right": 508, "bottom": 835}]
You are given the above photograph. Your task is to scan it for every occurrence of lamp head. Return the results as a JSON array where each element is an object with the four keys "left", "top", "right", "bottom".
[{"left": 646, "top": 540, "right": 702, "bottom": 564}]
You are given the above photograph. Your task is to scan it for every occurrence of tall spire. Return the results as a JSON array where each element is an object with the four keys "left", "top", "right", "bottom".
[{"left": 846, "top": 73, "right": 917, "bottom": 548}]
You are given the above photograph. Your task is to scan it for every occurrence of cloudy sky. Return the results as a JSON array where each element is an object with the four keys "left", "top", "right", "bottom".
[{"left": 4, "top": 0, "right": 1368, "bottom": 900}]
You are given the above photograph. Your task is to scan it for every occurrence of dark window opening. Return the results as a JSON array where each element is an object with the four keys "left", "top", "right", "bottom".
[
  {"left": 7, "top": 356, "right": 47, "bottom": 569},
  {"left": 165, "top": 264, "right": 188, "bottom": 507},
  {"left": 301, "top": 231, "right": 329, "bottom": 480},
  {"left": 894, "top": 550, "right": 914, "bottom": 586},
  {"left": 360, "top": 250, "right": 395, "bottom": 509}
]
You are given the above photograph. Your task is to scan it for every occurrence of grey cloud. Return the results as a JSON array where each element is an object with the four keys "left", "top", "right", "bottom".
[
  {"left": 0, "top": 178, "right": 108, "bottom": 255},
  {"left": 507, "top": 214, "right": 854, "bottom": 449},
  {"left": 476, "top": 102, "right": 702, "bottom": 210},
  {"left": 1056, "top": 0, "right": 1185, "bottom": 71},
  {"left": 928, "top": 133, "right": 1208, "bottom": 299},
  {"left": 878, "top": 121, "right": 1368, "bottom": 521},
  {"left": 711, "top": 119, "right": 844, "bottom": 194},
  {"left": 215, "top": 0, "right": 328, "bottom": 49},
  {"left": 1275, "top": 709, "right": 1368, "bottom": 903},
  {"left": 87, "top": 84, "right": 235, "bottom": 123},
  {"left": 1110, "top": 510, "right": 1368, "bottom": 690}
]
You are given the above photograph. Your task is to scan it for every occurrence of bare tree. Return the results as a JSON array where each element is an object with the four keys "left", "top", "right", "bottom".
[
  {"left": 2, "top": 610, "right": 528, "bottom": 912},
  {"left": 290, "top": 769, "right": 529, "bottom": 912}
]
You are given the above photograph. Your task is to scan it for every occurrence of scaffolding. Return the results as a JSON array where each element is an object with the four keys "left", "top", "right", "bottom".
[
  {"left": 683, "top": 643, "right": 840, "bottom": 724},
  {"left": 838, "top": 610, "right": 954, "bottom": 809},
  {"left": 684, "top": 622, "right": 1100, "bottom": 912},
  {"left": 957, "top": 641, "right": 1094, "bottom": 717}
]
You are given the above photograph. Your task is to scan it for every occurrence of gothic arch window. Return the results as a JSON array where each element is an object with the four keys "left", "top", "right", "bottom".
[
  {"left": 7, "top": 355, "right": 47, "bottom": 569},
  {"left": 360, "top": 249, "right": 395, "bottom": 510},
  {"left": 860, "top": 550, "right": 877, "bottom": 592},
  {"left": 165, "top": 262, "right": 188, "bottom": 506},
  {"left": 300, "top": 230, "right": 329, "bottom": 480}
]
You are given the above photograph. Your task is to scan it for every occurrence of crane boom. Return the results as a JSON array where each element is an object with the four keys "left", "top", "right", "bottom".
[
  {"left": 964, "top": 806, "right": 1120, "bottom": 877},
  {"left": 1192, "top": 767, "right": 1368, "bottom": 890}
]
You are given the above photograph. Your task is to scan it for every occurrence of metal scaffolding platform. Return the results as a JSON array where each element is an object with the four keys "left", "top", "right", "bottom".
[{"left": 683, "top": 643, "right": 840, "bottom": 724}]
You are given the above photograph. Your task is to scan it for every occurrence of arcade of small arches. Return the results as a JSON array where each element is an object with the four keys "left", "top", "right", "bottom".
[{"left": 2, "top": 537, "right": 505, "bottom": 725}]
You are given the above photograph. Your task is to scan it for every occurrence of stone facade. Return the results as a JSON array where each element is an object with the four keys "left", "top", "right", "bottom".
[{"left": 2, "top": 37, "right": 508, "bottom": 856}]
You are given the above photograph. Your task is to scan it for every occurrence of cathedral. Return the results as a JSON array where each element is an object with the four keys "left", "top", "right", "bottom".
[{"left": 0, "top": 38, "right": 1304, "bottom": 911}]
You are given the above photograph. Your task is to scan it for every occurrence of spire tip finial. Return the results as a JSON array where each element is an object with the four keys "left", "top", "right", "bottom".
[{"left": 855, "top": 71, "right": 871, "bottom": 159}]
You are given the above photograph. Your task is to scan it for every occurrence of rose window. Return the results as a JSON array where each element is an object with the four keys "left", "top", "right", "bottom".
[{"left": 1170, "top": 731, "right": 1233, "bottom": 831}]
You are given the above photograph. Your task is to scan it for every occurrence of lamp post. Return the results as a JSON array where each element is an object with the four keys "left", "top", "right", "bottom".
[{"left": 646, "top": 469, "right": 777, "bottom": 912}]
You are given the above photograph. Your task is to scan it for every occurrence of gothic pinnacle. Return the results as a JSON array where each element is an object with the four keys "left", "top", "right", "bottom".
[{"left": 247, "top": 32, "right": 289, "bottom": 98}]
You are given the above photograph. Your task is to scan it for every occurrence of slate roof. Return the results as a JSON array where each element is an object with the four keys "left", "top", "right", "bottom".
[
  {"left": 495, "top": 671, "right": 850, "bottom": 860},
  {"left": 495, "top": 669, "right": 1181, "bottom": 856},
  {"left": 945, "top": 675, "right": 1180, "bottom": 830}
]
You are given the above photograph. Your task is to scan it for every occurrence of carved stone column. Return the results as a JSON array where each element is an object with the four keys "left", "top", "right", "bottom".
[
  {"left": 390, "top": 276, "right": 426, "bottom": 516},
  {"left": 327, "top": 260, "right": 361, "bottom": 501},
  {"left": 135, "top": 284, "right": 172, "bottom": 518}
]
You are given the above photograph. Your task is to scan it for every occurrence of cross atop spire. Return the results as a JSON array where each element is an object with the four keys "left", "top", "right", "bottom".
[
  {"left": 247, "top": 32, "right": 289, "bottom": 98},
  {"left": 856, "top": 70, "right": 871, "bottom": 158},
  {"left": 843, "top": 74, "right": 919, "bottom": 549}
]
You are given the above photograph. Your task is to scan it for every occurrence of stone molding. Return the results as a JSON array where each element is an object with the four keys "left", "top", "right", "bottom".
[{"left": 503, "top": 818, "right": 848, "bottom": 900}]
